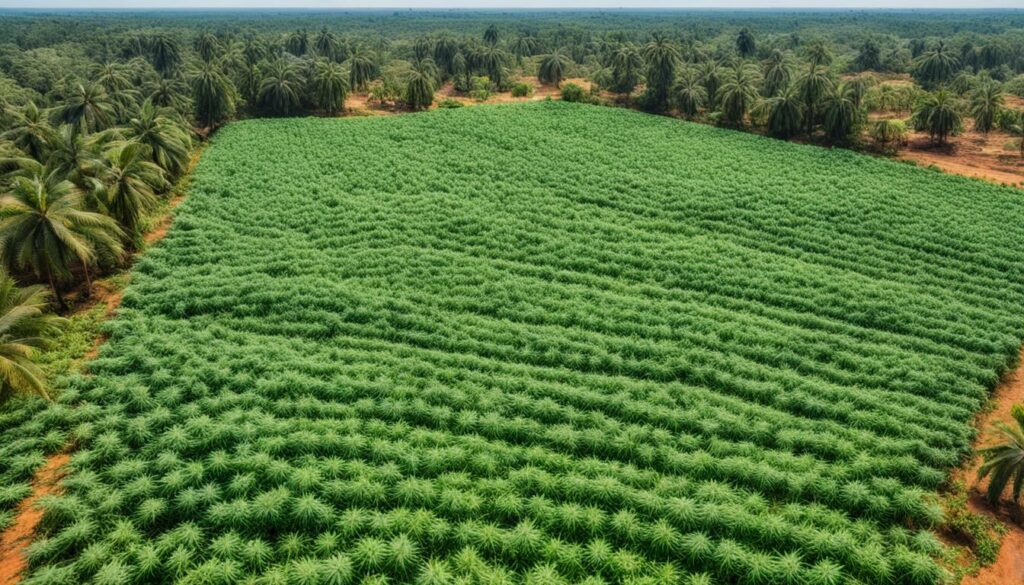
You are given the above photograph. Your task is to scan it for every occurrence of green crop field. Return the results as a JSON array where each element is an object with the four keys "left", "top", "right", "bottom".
[{"left": 13, "top": 101, "right": 1024, "bottom": 585}]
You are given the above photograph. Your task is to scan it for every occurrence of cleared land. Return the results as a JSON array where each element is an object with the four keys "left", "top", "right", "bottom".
[{"left": 10, "top": 102, "right": 1024, "bottom": 585}]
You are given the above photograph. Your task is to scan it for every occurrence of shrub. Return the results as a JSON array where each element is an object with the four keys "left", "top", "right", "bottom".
[
  {"left": 511, "top": 82, "right": 535, "bottom": 98},
  {"left": 560, "top": 83, "right": 586, "bottom": 103}
]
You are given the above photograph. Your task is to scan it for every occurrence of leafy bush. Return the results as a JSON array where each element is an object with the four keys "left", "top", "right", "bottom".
[
  {"left": 511, "top": 82, "right": 535, "bottom": 98},
  {"left": 560, "top": 82, "right": 586, "bottom": 102},
  {"left": 436, "top": 98, "right": 464, "bottom": 109}
]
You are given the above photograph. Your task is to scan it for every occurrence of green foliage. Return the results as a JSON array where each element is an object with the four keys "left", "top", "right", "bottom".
[
  {"left": 11, "top": 103, "right": 1024, "bottom": 585},
  {"left": 559, "top": 83, "right": 586, "bottom": 103},
  {"left": 511, "top": 82, "right": 535, "bottom": 98}
]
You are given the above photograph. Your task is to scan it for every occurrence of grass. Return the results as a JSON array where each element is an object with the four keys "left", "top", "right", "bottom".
[{"left": 9, "top": 101, "right": 1024, "bottom": 584}]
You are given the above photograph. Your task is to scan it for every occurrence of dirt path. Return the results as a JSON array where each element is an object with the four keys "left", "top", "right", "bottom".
[
  {"left": 955, "top": 346, "right": 1024, "bottom": 585},
  {"left": 0, "top": 452, "right": 70, "bottom": 584}
]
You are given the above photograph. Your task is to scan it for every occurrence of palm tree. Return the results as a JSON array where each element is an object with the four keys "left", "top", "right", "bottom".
[
  {"left": 760, "top": 83, "right": 803, "bottom": 139},
  {"left": 912, "top": 90, "right": 962, "bottom": 145},
  {"left": 483, "top": 25, "right": 499, "bottom": 47},
  {"left": 855, "top": 40, "right": 882, "bottom": 72},
  {"left": 191, "top": 62, "right": 236, "bottom": 129},
  {"left": 314, "top": 28, "right": 340, "bottom": 61},
  {"left": 970, "top": 82, "right": 1004, "bottom": 135},
  {"left": 609, "top": 45, "right": 644, "bottom": 97},
  {"left": 124, "top": 100, "right": 192, "bottom": 179},
  {"left": 804, "top": 40, "right": 833, "bottom": 68},
  {"left": 148, "top": 33, "right": 182, "bottom": 76},
  {"left": 258, "top": 58, "right": 304, "bottom": 116},
  {"left": 0, "top": 271, "right": 65, "bottom": 402},
  {"left": 870, "top": 119, "right": 909, "bottom": 153},
  {"left": 699, "top": 60, "right": 722, "bottom": 109},
  {"left": 642, "top": 34, "right": 681, "bottom": 112},
  {"left": 761, "top": 50, "right": 791, "bottom": 97},
  {"left": 717, "top": 63, "right": 761, "bottom": 126},
  {"left": 148, "top": 76, "right": 191, "bottom": 114},
  {"left": 0, "top": 171, "right": 123, "bottom": 309},
  {"left": 472, "top": 45, "right": 511, "bottom": 90},
  {"left": 1007, "top": 110, "right": 1024, "bottom": 158},
  {"left": 431, "top": 35, "right": 460, "bottom": 78},
  {"left": 405, "top": 60, "right": 436, "bottom": 111},
  {"left": 52, "top": 83, "right": 116, "bottom": 135},
  {"left": 670, "top": 71, "right": 706, "bottom": 118},
  {"left": 348, "top": 50, "right": 376, "bottom": 92},
  {"left": 538, "top": 50, "right": 571, "bottom": 88},
  {"left": 822, "top": 82, "right": 861, "bottom": 144},
  {"left": 195, "top": 32, "right": 221, "bottom": 63},
  {"left": 2, "top": 103, "right": 57, "bottom": 162},
  {"left": 98, "top": 142, "right": 167, "bottom": 247},
  {"left": 285, "top": 29, "right": 309, "bottom": 56},
  {"left": 914, "top": 41, "right": 960, "bottom": 89},
  {"left": 978, "top": 405, "right": 1024, "bottom": 506},
  {"left": 797, "top": 64, "right": 834, "bottom": 134},
  {"left": 736, "top": 28, "right": 757, "bottom": 59},
  {"left": 312, "top": 61, "right": 348, "bottom": 115},
  {"left": 509, "top": 35, "right": 538, "bottom": 65},
  {"left": 42, "top": 125, "right": 105, "bottom": 195}
]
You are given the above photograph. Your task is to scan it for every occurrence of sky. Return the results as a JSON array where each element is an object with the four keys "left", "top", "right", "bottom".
[{"left": 3, "top": 0, "right": 1022, "bottom": 8}]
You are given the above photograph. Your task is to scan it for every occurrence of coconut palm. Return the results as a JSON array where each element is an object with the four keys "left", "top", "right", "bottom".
[
  {"left": 148, "top": 76, "right": 191, "bottom": 114},
  {"left": 509, "top": 35, "right": 538, "bottom": 65},
  {"left": 538, "top": 50, "right": 572, "bottom": 88},
  {"left": 258, "top": 58, "right": 304, "bottom": 116},
  {"left": 314, "top": 27, "right": 340, "bottom": 61},
  {"left": 312, "top": 61, "right": 348, "bottom": 115},
  {"left": 804, "top": 40, "right": 833, "bottom": 68},
  {"left": 671, "top": 71, "right": 706, "bottom": 118},
  {"left": 2, "top": 103, "right": 57, "bottom": 162},
  {"left": 914, "top": 41, "right": 960, "bottom": 89},
  {"left": 472, "top": 44, "right": 511, "bottom": 89},
  {"left": 0, "top": 170, "right": 123, "bottom": 308},
  {"left": 797, "top": 64, "right": 834, "bottom": 134},
  {"left": 124, "top": 100, "right": 192, "bottom": 179},
  {"left": 761, "top": 50, "right": 791, "bottom": 97},
  {"left": 483, "top": 25, "right": 499, "bottom": 47},
  {"left": 717, "top": 63, "right": 761, "bottom": 126},
  {"left": 642, "top": 34, "right": 681, "bottom": 112},
  {"left": 52, "top": 83, "right": 116, "bottom": 135},
  {"left": 912, "top": 89, "right": 962, "bottom": 145},
  {"left": 970, "top": 82, "right": 1004, "bottom": 135},
  {"left": 0, "top": 272, "right": 65, "bottom": 402},
  {"left": 148, "top": 33, "right": 182, "bottom": 76},
  {"left": 822, "top": 82, "right": 861, "bottom": 143},
  {"left": 736, "top": 28, "right": 756, "bottom": 59},
  {"left": 191, "top": 62, "right": 236, "bottom": 129},
  {"left": 609, "top": 44, "right": 644, "bottom": 97},
  {"left": 195, "top": 32, "right": 221, "bottom": 63},
  {"left": 98, "top": 142, "right": 167, "bottom": 246},
  {"left": 41, "top": 125, "right": 105, "bottom": 195},
  {"left": 760, "top": 83, "right": 804, "bottom": 139},
  {"left": 698, "top": 60, "right": 722, "bottom": 109},
  {"left": 405, "top": 60, "right": 436, "bottom": 111},
  {"left": 978, "top": 405, "right": 1024, "bottom": 505},
  {"left": 348, "top": 50, "right": 376, "bottom": 92},
  {"left": 285, "top": 29, "right": 309, "bottom": 56}
]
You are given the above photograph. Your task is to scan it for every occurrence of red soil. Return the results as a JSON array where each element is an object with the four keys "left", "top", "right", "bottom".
[
  {"left": 0, "top": 453, "right": 70, "bottom": 584},
  {"left": 955, "top": 347, "right": 1024, "bottom": 585}
]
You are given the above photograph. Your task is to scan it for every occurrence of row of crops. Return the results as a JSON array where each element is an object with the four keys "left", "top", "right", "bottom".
[{"left": 7, "top": 102, "right": 1024, "bottom": 584}]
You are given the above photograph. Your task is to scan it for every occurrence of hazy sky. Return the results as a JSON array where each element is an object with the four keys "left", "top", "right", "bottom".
[{"left": 4, "top": 0, "right": 1022, "bottom": 8}]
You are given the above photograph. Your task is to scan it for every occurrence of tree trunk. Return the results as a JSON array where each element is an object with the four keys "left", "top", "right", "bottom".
[
  {"left": 46, "top": 266, "right": 67, "bottom": 312},
  {"left": 82, "top": 262, "right": 93, "bottom": 300}
]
